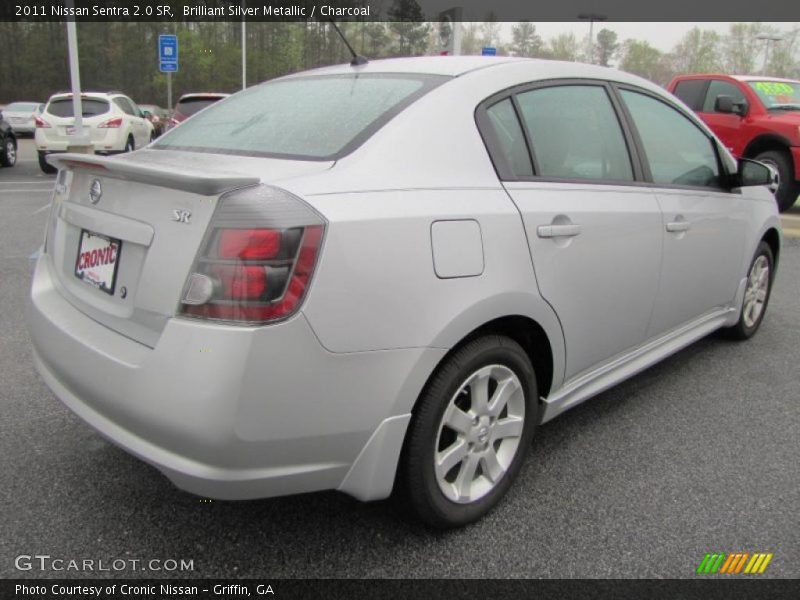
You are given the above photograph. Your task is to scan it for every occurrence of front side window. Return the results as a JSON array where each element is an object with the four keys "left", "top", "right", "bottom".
[
  {"left": 702, "top": 80, "right": 747, "bottom": 113},
  {"left": 620, "top": 89, "right": 721, "bottom": 189},
  {"left": 515, "top": 85, "right": 634, "bottom": 182},
  {"left": 156, "top": 74, "right": 447, "bottom": 160}
]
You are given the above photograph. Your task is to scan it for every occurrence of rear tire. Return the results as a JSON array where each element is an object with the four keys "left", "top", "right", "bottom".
[
  {"left": 723, "top": 241, "right": 774, "bottom": 340},
  {"left": 0, "top": 136, "right": 16, "bottom": 167},
  {"left": 399, "top": 335, "right": 538, "bottom": 528},
  {"left": 124, "top": 136, "right": 134, "bottom": 153},
  {"left": 754, "top": 150, "right": 799, "bottom": 212},
  {"left": 38, "top": 151, "right": 57, "bottom": 174}
]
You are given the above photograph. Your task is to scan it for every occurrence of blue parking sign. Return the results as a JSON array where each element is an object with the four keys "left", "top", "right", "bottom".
[
  {"left": 481, "top": 47, "right": 497, "bottom": 56},
  {"left": 159, "top": 35, "right": 178, "bottom": 73}
]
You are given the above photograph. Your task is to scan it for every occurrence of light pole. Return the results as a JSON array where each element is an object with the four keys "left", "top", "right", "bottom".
[
  {"left": 578, "top": 13, "right": 607, "bottom": 65},
  {"left": 241, "top": 0, "right": 246, "bottom": 90},
  {"left": 756, "top": 34, "right": 782, "bottom": 75}
]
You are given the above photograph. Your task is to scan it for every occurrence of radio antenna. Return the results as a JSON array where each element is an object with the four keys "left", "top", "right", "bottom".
[{"left": 329, "top": 20, "right": 368, "bottom": 66}]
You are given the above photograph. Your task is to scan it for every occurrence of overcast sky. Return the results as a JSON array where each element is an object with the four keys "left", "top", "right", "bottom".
[{"left": 497, "top": 22, "right": 800, "bottom": 52}]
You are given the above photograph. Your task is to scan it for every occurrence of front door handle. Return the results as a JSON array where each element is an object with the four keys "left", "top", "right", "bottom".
[
  {"left": 666, "top": 220, "right": 691, "bottom": 233},
  {"left": 537, "top": 223, "right": 582, "bottom": 238}
]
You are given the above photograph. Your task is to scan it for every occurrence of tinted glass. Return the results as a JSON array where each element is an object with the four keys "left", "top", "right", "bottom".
[
  {"left": 516, "top": 85, "right": 633, "bottom": 182},
  {"left": 6, "top": 102, "right": 39, "bottom": 112},
  {"left": 485, "top": 98, "right": 532, "bottom": 177},
  {"left": 157, "top": 74, "right": 446, "bottom": 160},
  {"left": 621, "top": 89, "right": 721, "bottom": 188},
  {"left": 175, "top": 98, "right": 221, "bottom": 117},
  {"left": 673, "top": 79, "right": 708, "bottom": 111},
  {"left": 46, "top": 98, "right": 110, "bottom": 117},
  {"left": 702, "top": 80, "right": 747, "bottom": 112},
  {"left": 113, "top": 98, "right": 135, "bottom": 116},
  {"left": 747, "top": 80, "right": 800, "bottom": 109}
]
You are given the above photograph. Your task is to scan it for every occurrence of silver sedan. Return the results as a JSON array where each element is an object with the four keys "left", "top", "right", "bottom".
[{"left": 27, "top": 57, "right": 781, "bottom": 527}]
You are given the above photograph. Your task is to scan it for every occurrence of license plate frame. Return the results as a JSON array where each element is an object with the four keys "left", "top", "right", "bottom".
[{"left": 74, "top": 229, "right": 122, "bottom": 296}]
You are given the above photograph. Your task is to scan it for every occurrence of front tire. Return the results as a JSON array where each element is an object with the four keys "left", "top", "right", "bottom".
[
  {"left": 723, "top": 241, "right": 774, "bottom": 340},
  {"left": 37, "top": 151, "right": 57, "bottom": 174},
  {"left": 0, "top": 136, "right": 16, "bottom": 167},
  {"left": 399, "top": 335, "right": 538, "bottom": 528},
  {"left": 754, "top": 150, "right": 799, "bottom": 212}
]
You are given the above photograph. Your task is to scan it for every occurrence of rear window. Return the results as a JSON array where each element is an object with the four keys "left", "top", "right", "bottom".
[
  {"left": 155, "top": 74, "right": 447, "bottom": 160},
  {"left": 175, "top": 97, "right": 223, "bottom": 117},
  {"left": 6, "top": 102, "right": 39, "bottom": 111},
  {"left": 47, "top": 98, "right": 110, "bottom": 118},
  {"left": 672, "top": 79, "right": 708, "bottom": 111}
]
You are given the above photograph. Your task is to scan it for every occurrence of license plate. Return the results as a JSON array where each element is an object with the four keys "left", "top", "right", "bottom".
[
  {"left": 66, "top": 125, "right": 76, "bottom": 135},
  {"left": 74, "top": 230, "right": 121, "bottom": 295}
]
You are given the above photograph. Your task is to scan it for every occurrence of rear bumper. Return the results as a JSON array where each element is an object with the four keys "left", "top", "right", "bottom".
[
  {"left": 27, "top": 255, "right": 442, "bottom": 501},
  {"left": 791, "top": 147, "right": 800, "bottom": 181},
  {"left": 35, "top": 130, "right": 126, "bottom": 154}
]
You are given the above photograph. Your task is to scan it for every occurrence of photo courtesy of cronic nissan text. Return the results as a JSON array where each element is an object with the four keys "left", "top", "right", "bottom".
[{"left": 0, "top": 0, "right": 798, "bottom": 598}]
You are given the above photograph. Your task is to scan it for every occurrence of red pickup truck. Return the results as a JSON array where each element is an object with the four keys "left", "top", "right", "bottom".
[{"left": 669, "top": 74, "right": 800, "bottom": 212}]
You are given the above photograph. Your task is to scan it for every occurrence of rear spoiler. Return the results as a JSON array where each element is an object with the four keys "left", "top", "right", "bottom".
[{"left": 47, "top": 152, "right": 260, "bottom": 196}]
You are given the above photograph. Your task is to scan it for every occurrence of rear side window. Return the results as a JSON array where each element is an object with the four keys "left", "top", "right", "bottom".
[
  {"left": 47, "top": 98, "right": 110, "bottom": 118},
  {"left": 156, "top": 74, "right": 447, "bottom": 160},
  {"left": 673, "top": 79, "right": 708, "bottom": 111},
  {"left": 515, "top": 85, "right": 634, "bottom": 182},
  {"left": 485, "top": 99, "right": 533, "bottom": 177},
  {"left": 175, "top": 97, "right": 222, "bottom": 117},
  {"left": 702, "top": 80, "right": 747, "bottom": 113},
  {"left": 620, "top": 89, "right": 721, "bottom": 189}
]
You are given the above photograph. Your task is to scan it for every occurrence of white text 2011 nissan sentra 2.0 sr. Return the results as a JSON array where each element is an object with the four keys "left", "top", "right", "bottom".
[{"left": 28, "top": 57, "right": 781, "bottom": 527}]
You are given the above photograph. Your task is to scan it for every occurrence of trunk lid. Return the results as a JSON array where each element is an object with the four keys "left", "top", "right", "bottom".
[{"left": 45, "top": 149, "right": 333, "bottom": 346}]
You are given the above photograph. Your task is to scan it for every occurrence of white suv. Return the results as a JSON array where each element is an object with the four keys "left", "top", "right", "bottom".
[{"left": 35, "top": 91, "right": 154, "bottom": 173}]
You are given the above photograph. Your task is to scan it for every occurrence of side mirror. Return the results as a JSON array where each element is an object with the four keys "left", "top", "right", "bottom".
[
  {"left": 714, "top": 95, "right": 747, "bottom": 116},
  {"left": 736, "top": 158, "right": 779, "bottom": 193}
]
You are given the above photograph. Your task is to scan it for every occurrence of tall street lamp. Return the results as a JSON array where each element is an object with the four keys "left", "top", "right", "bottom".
[
  {"left": 578, "top": 13, "right": 607, "bottom": 65},
  {"left": 756, "top": 34, "right": 783, "bottom": 75}
]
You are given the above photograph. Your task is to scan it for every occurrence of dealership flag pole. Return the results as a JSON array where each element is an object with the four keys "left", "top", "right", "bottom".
[{"left": 65, "top": 1, "right": 91, "bottom": 153}]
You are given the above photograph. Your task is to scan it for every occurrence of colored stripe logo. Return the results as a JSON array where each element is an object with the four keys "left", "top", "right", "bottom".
[{"left": 696, "top": 552, "right": 773, "bottom": 574}]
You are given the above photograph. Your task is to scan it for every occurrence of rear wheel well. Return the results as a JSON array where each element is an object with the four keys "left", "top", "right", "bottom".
[
  {"left": 762, "top": 228, "right": 781, "bottom": 269},
  {"left": 420, "top": 316, "right": 554, "bottom": 409}
]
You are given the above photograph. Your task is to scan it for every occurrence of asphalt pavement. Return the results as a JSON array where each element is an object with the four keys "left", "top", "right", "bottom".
[{"left": 1, "top": 139, "right": 798, "bottom": 579}]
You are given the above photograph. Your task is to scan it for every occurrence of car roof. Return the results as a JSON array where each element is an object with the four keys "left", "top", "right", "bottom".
[
  {"left": 732, "top": 75, "right": 800, "bottom": 83},
  {"left": 178, "top": 93, "right": 230, "bottom": 100},
  {"left": 279, "top": 56, "right": 667, "bottom": 94},
  {"left": 283, "top": 56, "right": 525, "bottom": 79}
]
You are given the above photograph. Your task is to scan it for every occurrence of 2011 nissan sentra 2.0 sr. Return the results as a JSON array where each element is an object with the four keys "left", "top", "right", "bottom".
[{"left": 28, "top": 57, "right": 781, "bottom": 527}]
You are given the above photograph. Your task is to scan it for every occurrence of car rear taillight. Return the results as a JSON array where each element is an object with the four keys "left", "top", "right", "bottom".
[
  {"left": 179, "top": 185, "right": 326, "bottom": 325},
  {"left": 98, "top": 117, "right": 123, "bottom": 129},
  {"left": 35, "top": 116, "right": 51, "bottom": 128}
]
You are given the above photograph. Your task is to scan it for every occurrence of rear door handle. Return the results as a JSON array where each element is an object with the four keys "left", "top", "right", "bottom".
[
  {"left": 537, "top": 224, "right": 582, "bottom": 238},
  {"left": 666, "top": 221, "right": 691, "bottom": 233}
]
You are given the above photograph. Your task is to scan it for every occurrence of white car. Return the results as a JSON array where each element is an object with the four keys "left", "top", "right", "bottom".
[
  {"left": 35, "top": 91, "right": 154, "bottom": 173},
  {"left": 28, "top": 57, "right": 780, "bottom": 528},
  {"left": 3, "top": 101, "right": 45, "bottom": 135}
]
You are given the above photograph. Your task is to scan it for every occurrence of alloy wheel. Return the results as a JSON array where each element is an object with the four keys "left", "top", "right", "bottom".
[
  {"left": 434, "top": 364, "right": 525, "bottom": 503},
  {"left": 743, "top": 255, "right": 770, "bottom": 328}
]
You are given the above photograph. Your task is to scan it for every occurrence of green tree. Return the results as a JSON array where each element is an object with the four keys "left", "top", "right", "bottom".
[
  {"left": 619, "top": 39, "right": 668, "bottom": 83},
  {"left": 387, "top": 0, "right": 431, "bottom": 57},
  {"left": 723, "top": 23, "right": 764, "bottom": 74},
  {"left": 595, "top": 28, "right": 618, "bottom": 67},
  {"left": 671, "top": 27, "right": 720, "bottom": 74},
  {"left": 548, "top": 32, "right": 581, "bottom": 61},
  {"left": 510, "top": 22, "right": 543, "bottom": 57}
]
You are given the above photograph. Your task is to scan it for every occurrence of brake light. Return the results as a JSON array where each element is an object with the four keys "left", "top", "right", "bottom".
[
  {"left": 180, "top": 185, "right": 326, "bottom": 324},
  {"left": 35, "top": 116, "right": 51, "bottom": 128},
  {"left": 219, "top": 229, "right": 281, "bottom": 260},
  {"left": 98, "top": 117, "right": 123, "bottom": 129}
]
